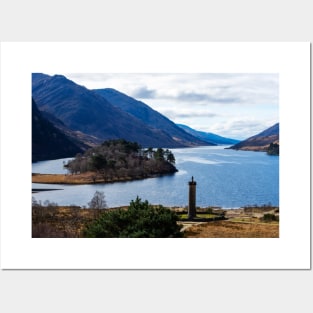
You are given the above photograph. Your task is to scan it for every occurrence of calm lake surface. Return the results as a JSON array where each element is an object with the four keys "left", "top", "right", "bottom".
[{"left": 32, "top": 146, "right": 279, "bottom": 209}]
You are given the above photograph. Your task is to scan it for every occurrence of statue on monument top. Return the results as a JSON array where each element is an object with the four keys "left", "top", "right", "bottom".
[{"left": 189, "top": 176, "right": 196, "bottom": 185}]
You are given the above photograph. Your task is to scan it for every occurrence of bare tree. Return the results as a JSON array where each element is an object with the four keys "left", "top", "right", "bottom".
[{"left": 88, "top": 191, "right": 107, "bottom": 209}]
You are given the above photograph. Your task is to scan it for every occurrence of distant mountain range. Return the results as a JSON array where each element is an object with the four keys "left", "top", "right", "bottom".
[
  {"left": 32, "top": 98, "right": 83, "bottom": 162},
  {"left": 228, "top": 123, "right": 279, "bottom": 152},
  {"left": 32, "top": 72, "right": 276, "bottom": 162},
  {"left": 176, "top": 124, "right": 240, "bottom": 145},
  {"left": 32, "top": 73, "right": 208, "bottom": 151}
]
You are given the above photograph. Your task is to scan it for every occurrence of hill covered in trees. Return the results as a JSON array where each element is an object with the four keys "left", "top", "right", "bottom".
[
  {"left": 66, "top": 139, "right": 177, "bottom": 179},
  {"left": 33, "top": 139, "right": 178, "bottom": 184}
]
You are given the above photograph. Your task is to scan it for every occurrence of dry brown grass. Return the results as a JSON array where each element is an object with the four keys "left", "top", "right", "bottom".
[
  {"left": 32, "top": 206, "right": 105, "bottom": 237},
  {"left": 32, "top": 206, "right": 279, "bottom": 238},
  {"left": 32, "top": 172, "right": 134, "bottom": 184},
  {"left": 32, "top": 172, "right": 161, "bottom": 185},
  {"left": 184, "top": 220, "right": 279, "bottom": 238}
]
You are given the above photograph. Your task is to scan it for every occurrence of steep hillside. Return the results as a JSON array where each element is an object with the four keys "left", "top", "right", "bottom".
[
  {"left": 93, "top": 88, "right": 211, "bottom": 147},
  {"left": 32, "top": 98, "right": 83, "bottom": 162},
  {"left": 40, "top": 110, "right": 100, "bottom": 149},
  {"left": 32, "top": 73, "right": 190, "bottom": 148},
  {"left": 228, "top": 123, "right": 279, "bottom": 152},
  {"left": 177, "top": 124, "right": 239, "bottom": 145}
]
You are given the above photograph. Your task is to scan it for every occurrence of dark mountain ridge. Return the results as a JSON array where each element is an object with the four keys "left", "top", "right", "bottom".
[
  {"left": 32, "top": 73, "right": 206, "bottom": 148},
  {"left": 32, "top": 98, "right": 83, "bottom": 162},
  {"left": 93, "top": 88, "right": 210, "bottom": 147},
  {"left": 40, "top": 110, "right": 101, "bottom": 150}
]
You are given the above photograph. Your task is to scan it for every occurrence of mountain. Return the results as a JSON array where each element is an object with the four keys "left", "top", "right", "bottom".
[
  {"left": 93, "top": 88, "right": 211, "bottom": 147},
  {"left": 32, "top": 73, "right": 205, "bottom": 148},
  {"left": 32, "top": 98, "right": 83, "bottom": 162},
  {"left": 176, "top": 124, "right": 240, "bottom": 145},
  {"left": 228, "top": 123, "right": 279, "bottom": 152},
  {"left": 40, "top": 110, "right": 100, "bottom": 150}
]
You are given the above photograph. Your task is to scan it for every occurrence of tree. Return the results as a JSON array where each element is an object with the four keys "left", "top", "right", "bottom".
[
  {"left": 91, "top": 154, "right": 107, "bottom": 171},
  {"left": 165, "top": 150, "right": 175, "bottom": 164},
  {"left": 267, "top": 142, "right": 279, "bottom": 155},
  {"left": 83, "top": 197, "right": 183, "bottom": 238},
  {"left": 262, "top": 213, "right": 279, "bottom": 222},
  {"left": 88, "top": 191, "right": 107, "bottom": 209},
  {"left": 154, "top": 148, "right": 164, "bottom": 161},
  {"left": 146, "top": 147, "right": 154, "bottom": 159}
]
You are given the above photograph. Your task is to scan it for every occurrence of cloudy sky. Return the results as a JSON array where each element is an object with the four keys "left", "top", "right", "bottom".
[{"left": 65, "top": 73, "right": 279, "bottom": 140}]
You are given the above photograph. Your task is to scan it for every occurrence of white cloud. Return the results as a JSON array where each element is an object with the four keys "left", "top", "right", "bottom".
[{"left": 64, "top": 73, "right": 279, "bottom": 139}]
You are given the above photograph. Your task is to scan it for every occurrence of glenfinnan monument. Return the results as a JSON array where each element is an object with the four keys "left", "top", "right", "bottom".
[{"left": 188, "top": 176, "right": 196, "bottom": 219}]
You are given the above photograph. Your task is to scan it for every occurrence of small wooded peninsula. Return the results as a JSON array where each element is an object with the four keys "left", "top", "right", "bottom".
[{"left": 32, "top": 139, "right": 178, "bottom": 184}]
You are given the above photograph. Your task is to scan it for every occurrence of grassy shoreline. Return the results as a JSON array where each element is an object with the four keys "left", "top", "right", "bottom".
[{"left": 32, "top": 172, "right": 173, "bottom": 185}]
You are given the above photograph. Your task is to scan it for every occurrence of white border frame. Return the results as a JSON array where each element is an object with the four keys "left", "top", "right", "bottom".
[{"left": 0, "top": 42, "right": 310, "bottom": 269}]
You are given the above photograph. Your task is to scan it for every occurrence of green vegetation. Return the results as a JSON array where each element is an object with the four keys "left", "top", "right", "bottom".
[
  {"left": 267, "top": 142, "right": 279, "bottom": 155},
  {"left": 262, "top": 213, "right": 279, "bottom": 222},
  {"left": 31, "top": 196, "right": 280, "bottom": 238},
  {"left": 205, "top": 207, "right": 213, "bottom": 214},
  {"left": 65, "top": 139, "right": 177, "bottom": 180},
  {"left": 83, "top": 197, "right": 183, "bottom": 238},
  {"left": 178, "top": 213, "right": 218, "bottom": 219}
]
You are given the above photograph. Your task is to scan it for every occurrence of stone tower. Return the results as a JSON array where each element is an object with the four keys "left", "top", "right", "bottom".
[{"left": 188, "top": 176, "right": 196, "bottom": 219}]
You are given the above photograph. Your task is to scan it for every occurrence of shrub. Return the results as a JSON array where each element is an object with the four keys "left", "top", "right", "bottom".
[
  {"left": 83, "top": 197, "right": 183, "bottom": 238},
  {"left": 262, "top": 213, "right": 279, "bottom": 222},
  {"left": 206, "top": 207, "right": 213, "bottom": 214}
]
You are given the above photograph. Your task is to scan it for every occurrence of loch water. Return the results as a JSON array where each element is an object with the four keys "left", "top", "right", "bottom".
[{"left": 32, "top": 146, "right": 279, "bottom": 209}]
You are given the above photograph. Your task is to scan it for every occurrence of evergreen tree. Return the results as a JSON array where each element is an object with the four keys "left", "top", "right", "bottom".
[{"left": 83, "top": 197, "right": 183, "bottom": 238}]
